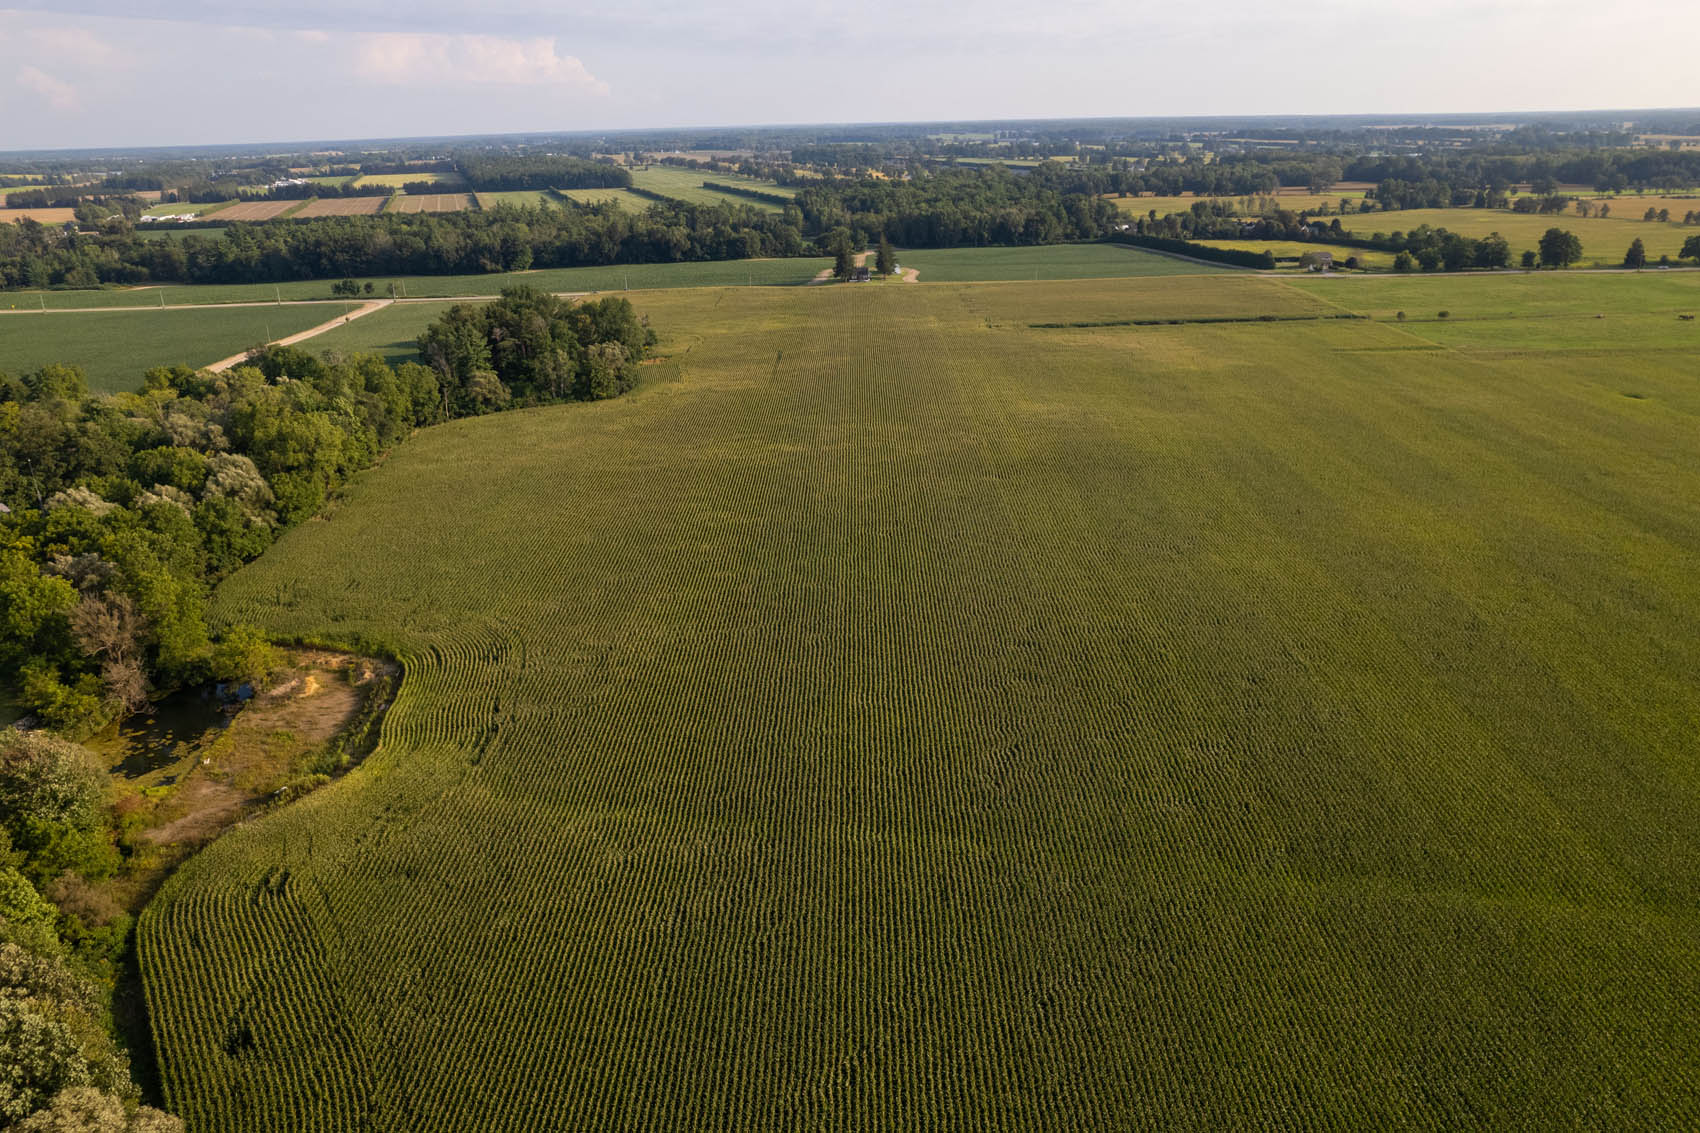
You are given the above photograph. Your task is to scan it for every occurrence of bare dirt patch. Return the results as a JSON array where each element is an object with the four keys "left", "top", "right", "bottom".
[{"left": 127, "top": 650, "right": 399, "bottom": 853}]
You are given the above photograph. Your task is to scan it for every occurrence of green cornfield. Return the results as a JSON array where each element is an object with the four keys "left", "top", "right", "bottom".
[{"left": 141, "top": 274, "right": 1700, "bottom": 1129}]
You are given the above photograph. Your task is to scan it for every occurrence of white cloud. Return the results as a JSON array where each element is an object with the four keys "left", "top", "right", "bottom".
[
  {"left": 17, "top": 65, "right": 80, "bottom": 111},
  {"left": 354, "top": 33, "right": 609, "bottom": 93},
  {"left": 26, "top": 25, "right": 121, "bottom": 66}
]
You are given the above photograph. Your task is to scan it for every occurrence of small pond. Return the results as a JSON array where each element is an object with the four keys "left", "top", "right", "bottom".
[{"left": 85, "top": 682, "right": 254, "bottom": 779}]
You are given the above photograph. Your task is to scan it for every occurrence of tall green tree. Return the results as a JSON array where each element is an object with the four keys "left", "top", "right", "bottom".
[
  {"left": 1624, "top": 238, "right": 1647, "bottom": 269},
  {"left": 832, "top": 237, "right": 855, "bottom": 281},
  {"left": 1538, "top": 228, "right": 1583, "bottom": 268},
  {"left": 875, "top": 236, "right": 894, "bottom": 276}
]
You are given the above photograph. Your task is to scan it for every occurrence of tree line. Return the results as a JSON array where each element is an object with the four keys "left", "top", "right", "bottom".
[
  {"left": 1, "top": 166, "right": 1138, "bottom": 291},
  {"left": 454, "top": 154, "right": 631, "bottom": 191}
]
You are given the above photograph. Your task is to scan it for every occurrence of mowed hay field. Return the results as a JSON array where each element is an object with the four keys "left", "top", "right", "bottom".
[
  {"left": 1109, "top": 187, "right": 1373, "bottom": 216},
  {"left": 386, "top": 193, "right": 476, "bottom": 214},
  {"left": 353, "top": 172, "right": 467, "bottom": 189},
  {"left": 894, "top": 243, "right": 1238, "bottom": 281},
  {"left": 560, "top": 187, "right": 657, "bottom": 210},
  {"left": 1364, "top": 207, "right": 1695, "bottom": 265},
  {"left": 626, "top": 165, "right": 794, "bottom": 210},
  {"left": 0, "top": 304, "right": 344, "bottom": 393},
  {"left": 1193, "top": 239, "right": 1399, "bottom": 269},
  {"left": 210, "top": 200, "right": 299, "bottom": 222},
  {"left": 475, "top": 190, "right": 562, "bottom": 209},
  {"left": 142, "top": 273, "right": 1700, "bottom": 1130},
  {"left": 0, "top": 207, "right": 79, "bottom": 224},
  {"left": 294, "top": 197, "right": 388, "bottom": 218},
  {"left": 8, "top": 257, "right": 835, "bottom": 311}
]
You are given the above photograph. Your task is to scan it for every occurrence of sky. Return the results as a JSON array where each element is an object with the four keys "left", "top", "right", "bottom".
[{"left": 0, "top": 0, "right": 1695, "bottom": 150}]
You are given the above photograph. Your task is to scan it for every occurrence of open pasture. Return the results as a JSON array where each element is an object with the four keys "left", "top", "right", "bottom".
[
  {"left": 353, "top": 171, "right": 467, "bottom": 189},
  {"left": 7, "top": 257, "right": 835, "bottom": 310},
  {"left": 1109, "top": 188, "right": 1371, "bottom": 217},
  {"left": 387, "top": 193, "right": 476, "bottom": 214},
  {"left": 561, "top": 187, "right": 656, "bottom": 210},
  {"left": 1360, "top": 207, "right": 1694, "bottom": 265},
  {"left": 140, "top": 271, "right": 1700, "bottom": 1130},
  {"left": 475, "top": 190, "right": 561, "bottom": 209},
  {"left": 300, "top": 300, "right": 464, "bottom": 366},
  {"left": 143, "top": 201, "right": 234, "bottom": 218},
  {"left": 1193, "top": 238, "right": 1398, "bottom": 269},
  {"left": 0, "top": 303, "right": 344, "bottom": 393},
  {"left": 626, "top": 165, "right": 793, "bottom": 210},
  {"left": 210, "top": 200, "right": 300, "bottom": 222},
  {"left": 893, "top": 242, "right": 1236, "bottom": 281},
  {"left": 294, "top": 196, "right": 389, "bottom": 218}
]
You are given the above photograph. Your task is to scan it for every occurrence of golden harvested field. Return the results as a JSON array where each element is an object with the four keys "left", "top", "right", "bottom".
[
  {"left": 1110, "top": 189, "right": 1372, "bottom": 217},
  {"left": 354, "top": 172, "right": 467, "bottom": 189},
  {"left": 211, "top": 200, "right": 298, "bottom": 222},
  {"left": 142, "top": 201, "right": 233, "bottom": 218},
  {"left": 1192, "top": 239, "right": 1399, "bottom": 269},
  {"left": 0, "top": 207, "right": 78, "bottom": 224},
  {"left": 294, "top": 196, "right": 388, "bottom": 218},
  {"left": 386, "top": 193, "right": 476, "bottom": 213},
  {"left": 1361, "top": 208, "right": 1696, "bottom": 265}
]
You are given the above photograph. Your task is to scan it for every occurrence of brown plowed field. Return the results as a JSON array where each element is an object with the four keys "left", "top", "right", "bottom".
[
  {"left": 387, "top": 193, "right": 475, "bottom": 214},
  {"left": 213, "top": 200, "right": 297, "bottom": 222},
  {"left": 295, "top": 196, "right": 388, "bottom": 218}
]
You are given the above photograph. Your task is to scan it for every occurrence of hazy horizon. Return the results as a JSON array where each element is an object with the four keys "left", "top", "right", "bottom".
[{"left": 2, "top": 0, "right": 1695, "bottom": 151}]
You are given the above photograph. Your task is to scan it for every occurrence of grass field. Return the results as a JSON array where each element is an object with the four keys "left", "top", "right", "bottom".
[
  {"left": 5, "top": 258, "right": 834, "bottom": 311},
  {"left": 626, "top": 166, "right": 794, "bottom": 211},
  {"left": 138, "top": 272, "right": 1700, "bottom": 1129},
  {"left": 301, "top": 301, "right": 464, "bottom": 366},
  {"left": 895, "top": 243, "right": 1237, "bottom": 281},
  {"left": 209, "top": 200, "right": 300, "bottom": 222},
  {"left": 1360, "top": 207, "right": 1695, "bottom": 265},
  {"left": 135, "top": 227, "right": 231, "bottom": 242},
  {"left": 1109, "top": 189, "right": 1371, "bottom": 216},
  {"left": 294, "top": 197, "right": 388, "bottom": 218},
  {"left": 475, "top": 190, "right": 561, "bottom": 209},
  {"left": 0, "top": 304, "right": 346, "bottom": 393},
  {"left": 1193, "top": 239, "right": 1399, "bottom": 269},
  {"left": 386, "top": 193, "right": 475, "bottom": 214},
  {"left": 142, "top": 201, "right": 234, "bottom": 218},
  {"left": 353, "top": 172, "right": 467, "bottom": 189},
  {"left": 560, "top": 187, "right": 656, "bottom": 210}
]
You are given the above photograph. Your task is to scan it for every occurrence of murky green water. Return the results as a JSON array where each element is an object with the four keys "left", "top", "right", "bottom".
[{"left": 84, "top": 684, "right": 251, "bottom": 779}]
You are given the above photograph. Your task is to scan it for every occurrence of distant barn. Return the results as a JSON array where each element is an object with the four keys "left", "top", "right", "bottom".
[{"left": 850, "top": 266, "right": 871, "bottom": 282}]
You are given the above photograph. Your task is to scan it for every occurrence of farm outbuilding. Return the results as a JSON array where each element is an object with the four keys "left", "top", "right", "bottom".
[{"left": 850, "top": 266, "right": 871, "bottom": 282}]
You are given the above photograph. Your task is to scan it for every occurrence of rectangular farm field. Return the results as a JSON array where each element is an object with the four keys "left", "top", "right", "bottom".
[
  {"left": 295, "top": 197, "right": 389, "bottom": 218},
  {"left": 387, "top": 194, "right": 475, "bottom": 214},
  {"left": 0, "top": 207, "right": 78, "bottom": 224},
  {"left": 212, "top": 200, "right": 299, "bottom": 222}
]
